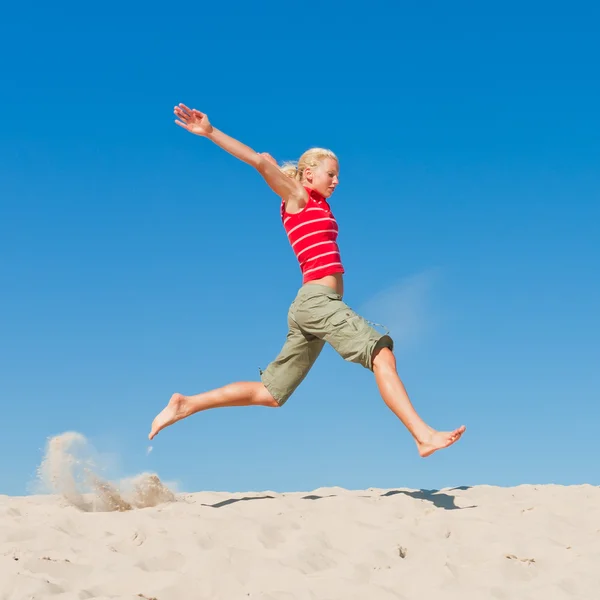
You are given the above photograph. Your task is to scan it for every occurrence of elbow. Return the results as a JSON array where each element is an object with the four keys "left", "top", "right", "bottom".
[
  {"left": 254, "top": 154, "right": 267, "bottom": 172},
  {"left": 255, "top": 152, "right": 279, "bottom": 172}
]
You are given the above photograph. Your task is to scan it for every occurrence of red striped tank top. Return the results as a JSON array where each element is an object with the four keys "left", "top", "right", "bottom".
[{"left": 281, "top": 187, "right": 345, "bottom": 283}]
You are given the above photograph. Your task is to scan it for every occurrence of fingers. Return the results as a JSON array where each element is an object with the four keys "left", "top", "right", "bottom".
[
  {"left": 174, "top": 119, "right": 190, "bottom": 130},
  {"left": 176, "top": 103, "right": 193, "bottom": 115},
  {"left": 174, "top": 104, "right": 205, "bottom": 119},
  {"left": 174, "top": 105, "right": 192, "bottom": 121}
]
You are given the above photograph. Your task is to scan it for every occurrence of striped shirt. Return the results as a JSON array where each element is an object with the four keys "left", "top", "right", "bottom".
[{"left": 281, "top": 187, "right": 345, "bottom": 283}]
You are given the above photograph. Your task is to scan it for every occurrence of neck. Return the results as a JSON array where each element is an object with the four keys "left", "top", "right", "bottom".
[{"left": 304, "top": 185, "right": 325, "bottom": 200}]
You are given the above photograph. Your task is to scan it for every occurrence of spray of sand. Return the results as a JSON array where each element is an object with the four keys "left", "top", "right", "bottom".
[{"left": 35, "top": 432, "right": 176, "bottom": 512}]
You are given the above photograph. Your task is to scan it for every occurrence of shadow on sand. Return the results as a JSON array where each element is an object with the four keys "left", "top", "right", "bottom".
[
  {"left": 201, "top": 486, "right": 475, "bottom": 511},
  {"left": 379, "top": 489, "right": 476, "bottom": 510}
]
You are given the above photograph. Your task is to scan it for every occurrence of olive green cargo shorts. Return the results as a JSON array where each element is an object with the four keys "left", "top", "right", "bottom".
[{"left": 260, "top": 284, "right": 394, "bottom": 406}]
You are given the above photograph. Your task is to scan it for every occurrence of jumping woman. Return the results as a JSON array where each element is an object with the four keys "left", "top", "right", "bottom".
[{"left": 149, "top": 103, "right": 466, "bottom": 457}]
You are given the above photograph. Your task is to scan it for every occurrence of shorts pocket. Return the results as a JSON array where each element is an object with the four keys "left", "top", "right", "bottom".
[{"left": 329, "top": 309, "right": 363, "bottom": 335}]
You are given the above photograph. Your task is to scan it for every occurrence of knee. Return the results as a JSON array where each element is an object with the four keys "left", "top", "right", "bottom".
[
  {"left": 371, "top": 346, "right": 396, "bottom": 373},
  {"left": 255, "top": 384, "right": 281, "bottom": 408}
]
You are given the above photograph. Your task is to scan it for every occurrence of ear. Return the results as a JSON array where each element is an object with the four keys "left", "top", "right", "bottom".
[{"left": 304, "top": 167, "right": 313, "bottom": 183}]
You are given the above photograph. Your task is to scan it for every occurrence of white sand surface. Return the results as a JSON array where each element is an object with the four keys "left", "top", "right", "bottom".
[{"left": 1, "top": 433, "right": 598, "bottom": 599}]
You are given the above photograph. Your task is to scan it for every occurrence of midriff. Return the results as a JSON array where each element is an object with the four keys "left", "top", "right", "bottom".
[{"left": 305, "top": 272, "right": 344, "bottom": 297}]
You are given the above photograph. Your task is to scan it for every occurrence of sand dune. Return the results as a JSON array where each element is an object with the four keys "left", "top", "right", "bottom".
[{"left": 1, "top": 435, "right": 599, "bottom": 599}]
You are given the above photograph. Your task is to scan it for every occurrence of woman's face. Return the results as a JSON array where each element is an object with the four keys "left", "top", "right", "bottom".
[{"left": 306, "top": 158, "right": 339, "bottom": 198}]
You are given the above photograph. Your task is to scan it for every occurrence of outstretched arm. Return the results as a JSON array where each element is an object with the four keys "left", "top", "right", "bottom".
[{"left": 174, "top": 104, "right": 305, "bottom": 203}]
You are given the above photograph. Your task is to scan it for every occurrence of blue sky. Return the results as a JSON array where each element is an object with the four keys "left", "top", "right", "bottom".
[{"left": 1, "top": 2, "right": 599, "bottom": 497}]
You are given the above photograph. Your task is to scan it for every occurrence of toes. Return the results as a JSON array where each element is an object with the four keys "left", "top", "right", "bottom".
[{"left": 451, "top": 426, "right": 465, "bottom": 439}]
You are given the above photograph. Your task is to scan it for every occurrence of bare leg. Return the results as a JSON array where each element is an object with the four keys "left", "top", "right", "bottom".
[
  {"left": 148, "top": 382, "right": 278, "bottom": 440},
  {"left": 372, "top": 348, "right": 466, "bottom": 457}
]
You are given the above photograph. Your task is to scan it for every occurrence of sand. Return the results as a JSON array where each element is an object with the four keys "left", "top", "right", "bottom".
[{"left": 1, "top": 434, "right": 599, "bottom": 599}]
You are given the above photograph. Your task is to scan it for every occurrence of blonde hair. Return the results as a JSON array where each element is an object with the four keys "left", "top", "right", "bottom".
[{"left": 280, "top": 147, "right": 338, "bottom": 181}]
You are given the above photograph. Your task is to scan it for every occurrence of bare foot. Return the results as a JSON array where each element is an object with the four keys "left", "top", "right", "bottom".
[
  {"left": 417, "top": 425, "right": 466, "bottom": 458},
  {"left": 149, "top": 393, "right": 188, "bottom": 440}
]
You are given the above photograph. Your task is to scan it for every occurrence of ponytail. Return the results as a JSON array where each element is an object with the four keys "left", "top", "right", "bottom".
[{"left": 280, "top": 161, "right": 300, "bottom": 180}]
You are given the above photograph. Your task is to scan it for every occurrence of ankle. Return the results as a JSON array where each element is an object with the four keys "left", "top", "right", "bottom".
[
  {"left": 413, "top": 425, "right": 434, "bottom": 445},
  {"left": 170, "top": 393, "right": 189, "bottom": 415}
]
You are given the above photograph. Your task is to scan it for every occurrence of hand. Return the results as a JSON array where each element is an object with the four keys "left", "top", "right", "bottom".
[{"left": 174, "top": 103, "right": 214, "bottom": 136}]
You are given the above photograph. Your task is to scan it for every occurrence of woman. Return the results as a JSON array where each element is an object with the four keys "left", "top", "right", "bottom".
[{"left": 149, "top": 103, "right": 466, "bottom": 458}]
